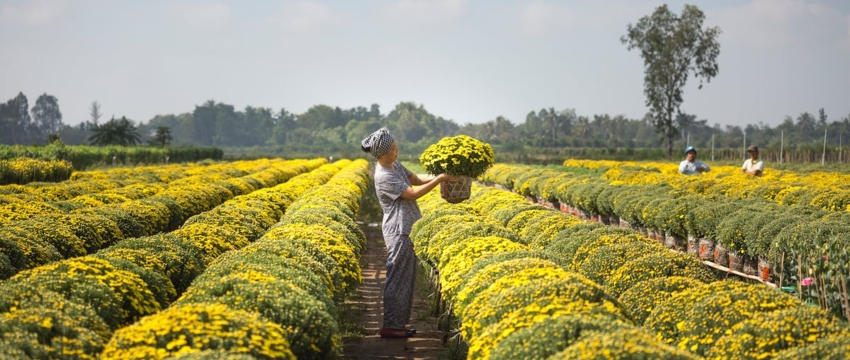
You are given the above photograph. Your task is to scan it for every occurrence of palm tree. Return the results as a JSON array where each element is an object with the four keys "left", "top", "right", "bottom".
[
  {"left": 88, "top": 116, "right": 141, "bottom": 146},
  {"left": 150, "top": 126, "right": 172, "bottom": 147}
]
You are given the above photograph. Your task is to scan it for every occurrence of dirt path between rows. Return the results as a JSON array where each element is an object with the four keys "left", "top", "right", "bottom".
[{"left": 342, "top": 225, "right": 451, "bottom": 360}]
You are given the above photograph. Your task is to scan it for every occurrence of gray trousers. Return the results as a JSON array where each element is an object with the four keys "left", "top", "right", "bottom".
[{"left": 383, "top": 233, "right": 417, "bottom": 329}]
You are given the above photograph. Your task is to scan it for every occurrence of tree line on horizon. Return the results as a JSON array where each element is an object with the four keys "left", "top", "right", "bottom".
[{"left": 2, "top": 91, "right": 849, "bottom": 161}]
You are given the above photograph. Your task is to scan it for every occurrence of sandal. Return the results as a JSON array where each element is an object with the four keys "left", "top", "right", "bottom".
[{"left": 379, "top": 327, "right": 416, "bottom": 338}]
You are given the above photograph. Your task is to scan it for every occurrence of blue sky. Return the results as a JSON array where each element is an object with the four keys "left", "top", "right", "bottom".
[{"left": 1, "top": 0, "right": 849, "bottom": 128}]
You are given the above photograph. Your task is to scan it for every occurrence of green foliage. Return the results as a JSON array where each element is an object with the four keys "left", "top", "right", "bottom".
[
  {"left": 0, "top": 142, "right": 223, "bottom": 170},
  {"left": 9, "top": 256, "right": 161, "bottom": 329},
  {"left": 708, "top": 306, "right": 848, "bottom": 360},
  {"left": 617, "top": 276, "right": 705, "bottom": 325},
  {"left": 88, "top": 117, "right": 142, "bottom": 146},
  {"left": 176, "top": 272, "right": 340, "bottom": 360},
  {"left": 489, "top": 315, "right": 633, "bottom": 360},
  {"left": 773, "top": 333, "right": 850, "bottom": 360},
  {"left": 605, "top": 251, "right": 716, "bottom": 298},
  {"left": 0, "top": 158, "right": 72, "bottom": 185},
  {"left": 549, "top": 328, "right": 701, "bottom": 359},
  {"left": 101, "top": 303, "right": 295, "bottom": 360},
  {"left": 98, "top": 234, "right": 205, "bottom": 295},
  {"left": 419, "top": 135, "right": 495, "bottom": 177},
  {"left": 577, "top": 241, "right": 665, "bottom": 286},
  {"left": 645, "top": 280, "right": 801, "bottom": 356},
  {"left": 0, "top": 282, "right": 110, "bottom": 359}
]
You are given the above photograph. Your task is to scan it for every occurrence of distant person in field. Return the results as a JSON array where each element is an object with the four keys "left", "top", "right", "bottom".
[
  {"left": 679, "top": 146, "right": 711, "bottom": 175},
  {"left": 741, "top": 145, "right": 764, "bottom": 176},
  {"left": 361, "top": 127, "right": 452, "bottom": 339}
]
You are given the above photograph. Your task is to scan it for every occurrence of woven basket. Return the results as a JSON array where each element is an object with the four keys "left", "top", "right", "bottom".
[{"left": 440, "top": 176, "right": 473, "bottom": 203}]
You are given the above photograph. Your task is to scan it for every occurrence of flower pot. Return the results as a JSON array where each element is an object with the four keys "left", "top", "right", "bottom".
[
  {"left": 440, "top": 176, "right": 473, "bottom": 203},
  {"left": 686, "top": 235, "right": 699, "bottom": 255},
  {"left": 665, "top": 234, "right": 687, "bottom": 252},
  {"left": 727, "top": 251, "right": 744, "bottom": 272},
  {"left": 698, "top": 238, "right": 715, "bottom": 261},
  {"left": 742, "top": 256, "right": 758, "bottom": 276},
  {"left": 758, "top": 256, "right": 772, "bottom": 282},
  {"left": 713, "top": 243, "right": 729, "bottom": 267}
]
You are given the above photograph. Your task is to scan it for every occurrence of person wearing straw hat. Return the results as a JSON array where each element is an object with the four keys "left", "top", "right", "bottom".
[
  {"left": 741, "top": 145, "right": 764, "bottom": 176},
  {"left": 361, "top": 127, "right": 452, "bottom": 338},
  {"left": 678, "top": 146, "right": 711, "bottom": 175}
]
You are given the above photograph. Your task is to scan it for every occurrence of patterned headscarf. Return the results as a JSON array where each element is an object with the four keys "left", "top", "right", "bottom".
[{"left": 361, "top": 128, "right": 395, "bottom": 158}]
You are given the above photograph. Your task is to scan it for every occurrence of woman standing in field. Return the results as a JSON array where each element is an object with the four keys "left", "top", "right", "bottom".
[{"left": 361, "top": 128, "right": 452, "bottom": 338}]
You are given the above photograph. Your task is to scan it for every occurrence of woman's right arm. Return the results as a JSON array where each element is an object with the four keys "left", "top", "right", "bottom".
[{"left": 400, "top": 173, "right": 451, "bottom": 200}]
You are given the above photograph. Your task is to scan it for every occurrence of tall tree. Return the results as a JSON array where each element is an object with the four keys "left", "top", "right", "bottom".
[
  {"left": 90, "top": 101, "right": 102, "bottom": 126},
  {"left": 622, "top": 4, "right": 721, "bottom": 158},
  {"left": 31, "top": 93, "right": 63, "bottom": 137},
  {"left": 192, "top": 100, "right": 217, "bottom": 146},
  {"left": 797, "top": 112, "right": 817, "bottom": 137},
  {"left": 0, "top": 92, "right": 33, "bottom": 144}
]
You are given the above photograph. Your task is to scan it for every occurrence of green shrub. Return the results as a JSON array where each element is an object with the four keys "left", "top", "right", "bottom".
[
  {"left": 773, "top": 333, "right": 850, "bottom": 360},
  {"left": 577, "top": 240, "right": 665, "bottom": 286},
  {"left": 0, "top": 282, "right": 109, "bottom": 358},
  {"left": 100, "top": 234, "right": 205, "bottom": 295},
  {"left": 549, "top": 328, "right": 701, "bottom": 360},
  {"left": 490, "top": 202, "right": 544, "bottom": 227},
  {"left": 10, "top": 256, "right": 161, "bottom": 329},
  {"left": 489, "top": 314, "right": 633, "bottom": 360},
  {"left": 617, "top": 276, "right": 705, "bottom": 325},
  {"left": 604, "top": 251, "right": 716, "bottom": 298},
  {"left": 645, "top": 280, "right": 801, "bottom": 356},
  {"left": 708, "top": 306, "right": 847, "bottom": 360},
  {"left": 175, "top": 272, "right": 339, "bottom": 360},
  {"left": 238, "top": 238, "right": 341, "bottom": 303},
  {"left": 101, "top": 303, "right": 294, "bottom": 360},
  {"left": 200, "top": 252, "right": 335, "bottom": 314}
]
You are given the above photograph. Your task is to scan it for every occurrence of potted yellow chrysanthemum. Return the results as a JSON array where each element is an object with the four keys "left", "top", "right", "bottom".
[{"left": 419, "top": 135, "right": 495, "bottom": 203}]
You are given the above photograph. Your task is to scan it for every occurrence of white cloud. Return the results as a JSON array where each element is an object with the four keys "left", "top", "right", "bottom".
[
  {"left": 381, "top": 0, "right": 469, "bottom": 28},
  {"left": 712, "top": 0, "right": 849, "bottom": 51},
  {"left": 516, "top": 0, "right": 650, "bottom": 35},
  {"left": 0, "top": 0, "right": 62, "bottom": 25},
  {"left": 169, "top": 2, "right": 231, "bottom": 29},
  {"left": 266, "top": 1, "right": 333, "bottom": 32}
]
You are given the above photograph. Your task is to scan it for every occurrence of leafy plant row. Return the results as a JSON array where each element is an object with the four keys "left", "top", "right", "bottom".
[
  {"left": 412, "top": 184, "right": 849, "bottom": 359},
  {"left": 0, "top": 158, "right": 73, "bottom": 185},
  {"left": 483, "top": 163, "right": 850, "bottom": 321},
  {"left": 0, "top": 158, "right": 321, "bottom": 279},
  {"left": 0, "top": 158, "right": 338, "bottom": 359},
  {"left": 0, "top": 143, "right": 223, "bottom": 170},
  {"left": 101, "top": 159, "right": 369, "bottom": 359},
  {"left": 1, "top": 161, "right": 202, "bottom": 205},
  {"left": 565, "top": 159, "right": 850, "bottom": 212}
]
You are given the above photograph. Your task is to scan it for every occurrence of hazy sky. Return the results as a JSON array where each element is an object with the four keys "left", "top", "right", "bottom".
[{"left": 2, "top": 0, "right": 849, "bottom": 128}]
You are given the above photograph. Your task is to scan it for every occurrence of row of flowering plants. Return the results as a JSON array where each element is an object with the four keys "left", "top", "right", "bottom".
[
  {"left": 482, "top": 162, "right": 850, "bottom": 322},
  {"left": 0, "top": 158, "right": 73, "bottom": 185},
  {"left": 416, "top": 183, "right": 850, "bottom": 359},
  {"left": 0, "top": 158, "right": 315, "bottom": 279},
  {"left": 0, "top": 158, "right": 332, "bottom": 358},
  {"left": 1, "top": 158, "right": 286, "bottom": 218},
  {"left": 100, "top": 159, "right": 369, "bottom": 360},
  {"left": 566, "top": 159, "right": 850, "bottom": 212},
  {"left": 412, "top": 185, "right": 713, "bottom": 359},
  {"left": 0, "top": 143, "right": 223, "bottom": 170}
]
